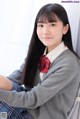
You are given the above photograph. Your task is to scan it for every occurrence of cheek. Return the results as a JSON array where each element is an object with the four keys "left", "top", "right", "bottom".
[
  {"left": 36, "top": 29, "right": 39, "bottom": 37},
  {"left": 37, "top": 29, "right": 42, "bottom": 38},
  {"left": 56, "top": 29, "right": 64, "bottom": 38}
]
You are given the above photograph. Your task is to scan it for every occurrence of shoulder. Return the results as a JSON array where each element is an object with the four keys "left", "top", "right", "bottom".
[
  {"left": 44, "top": 49, "right": 80, "bottom": 79},
  {"left": 49, "top": 49, "right": 80, "bottom": 73}
]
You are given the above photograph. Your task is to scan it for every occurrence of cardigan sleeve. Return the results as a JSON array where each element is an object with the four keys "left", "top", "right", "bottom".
[
  {"left": 7, "top": 63, "right": 24, "bottom": 85},
  {"left": 0, "top": 57, "right": 79, "bottom": 109}
]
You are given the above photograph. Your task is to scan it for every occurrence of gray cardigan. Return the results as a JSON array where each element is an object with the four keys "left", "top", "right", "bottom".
[{"left": 0, "top": 50, "right": 80, "bottom": 119}]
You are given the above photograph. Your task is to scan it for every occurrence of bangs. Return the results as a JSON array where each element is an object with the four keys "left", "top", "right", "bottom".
[{"left": 37, "top": 12, "right": 57, "bottom": 23}]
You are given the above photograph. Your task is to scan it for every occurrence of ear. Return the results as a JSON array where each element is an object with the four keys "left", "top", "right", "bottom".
[{"left": 63, "top": 24, "right": 69, "bottom": 35}]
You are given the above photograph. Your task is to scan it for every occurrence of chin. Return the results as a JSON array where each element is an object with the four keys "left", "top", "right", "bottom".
[{"left": 43, "top": 42, "right": 51, "bottom": 46}]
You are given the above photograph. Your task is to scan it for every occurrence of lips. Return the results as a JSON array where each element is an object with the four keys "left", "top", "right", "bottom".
[
  {"left": 42, "top": 37, "right": 52, "bottom": 39},
  {"left": 42, "top": 37, "right": 53, "bottom": 41}
]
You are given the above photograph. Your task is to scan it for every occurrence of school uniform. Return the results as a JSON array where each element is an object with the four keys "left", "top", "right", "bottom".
[{"left": 0, "top": 42, "right": 80, "bottom": 119}]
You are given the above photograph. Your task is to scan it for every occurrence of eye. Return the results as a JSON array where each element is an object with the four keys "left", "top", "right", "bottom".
[
  {"left": 37, "top": 24, "right": 44, "bottom": 27},
  {"left": 50, "top": 23, "right": 56, "bottom": 26}
]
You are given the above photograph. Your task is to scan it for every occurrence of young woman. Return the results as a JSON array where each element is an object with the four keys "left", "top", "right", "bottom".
[{"left": 0, "top": 3, "right": 80, "bottom": 119}]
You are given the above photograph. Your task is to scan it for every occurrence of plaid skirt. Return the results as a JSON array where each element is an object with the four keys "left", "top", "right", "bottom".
[
  {"left": 0, "top": 101, "right": 30, "bottom": 119},
  {"left": 0, "top": 82, "right": 30, "bottom": 119}
]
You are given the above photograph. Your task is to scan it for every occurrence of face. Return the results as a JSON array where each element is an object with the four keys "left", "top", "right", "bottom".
[{"left": 37, "top": 15, "right": 69, "bottom": 52}]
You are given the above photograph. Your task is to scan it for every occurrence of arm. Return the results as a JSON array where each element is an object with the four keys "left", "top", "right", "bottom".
[
  {"left": 0, "top": 57, "right": 79, "bottom": 109},
  {"left": 0, "top": 75, "right": 12, "bottom": 90},
  {"left": 7, "top": 63, "right": 24, "bottom": 85},
  {"left": 0, "top": 63, "right": 27, "bottom": 91},
  {"left": 0, "top": 75, "right": 27, "bottom": 92}
]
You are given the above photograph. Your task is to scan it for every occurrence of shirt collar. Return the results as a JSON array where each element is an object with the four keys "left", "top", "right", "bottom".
[{"left": 44, "top": 42, "right": 68, "bottom": 63}]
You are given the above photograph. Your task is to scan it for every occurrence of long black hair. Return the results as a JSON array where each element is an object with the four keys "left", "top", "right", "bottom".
[{"left": 22, "top": 3, "right": 75, "bottom": 88}]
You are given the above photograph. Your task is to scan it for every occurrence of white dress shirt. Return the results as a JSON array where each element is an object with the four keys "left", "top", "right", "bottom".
[{"left": 40, "top": 42, "right": 68, "bottom": 81}]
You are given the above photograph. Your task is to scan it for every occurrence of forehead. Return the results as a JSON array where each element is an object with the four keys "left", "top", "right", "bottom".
[{"left": 37, "top": 13, "right": 60, "bottom": 23}]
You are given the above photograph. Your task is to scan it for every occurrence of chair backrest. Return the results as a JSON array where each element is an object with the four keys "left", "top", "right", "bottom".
[{"left": 68, "top": 84, "right": 80, "bottom": 119}]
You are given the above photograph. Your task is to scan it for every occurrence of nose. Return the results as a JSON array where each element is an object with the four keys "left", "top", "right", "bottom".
[{"left": 42, "top": 26, "right": 50, "bottom": 35}]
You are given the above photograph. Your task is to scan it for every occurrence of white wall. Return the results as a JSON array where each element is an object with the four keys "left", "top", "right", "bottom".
[
  {"left": 0, "top": 0, "right": 80, "bottom": 75},
  {"left": 76, "top": 17, "right": 80, "bottom": 56},
  {"left": 0, "top": 0, "right": 34, "bottom": 75}
]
